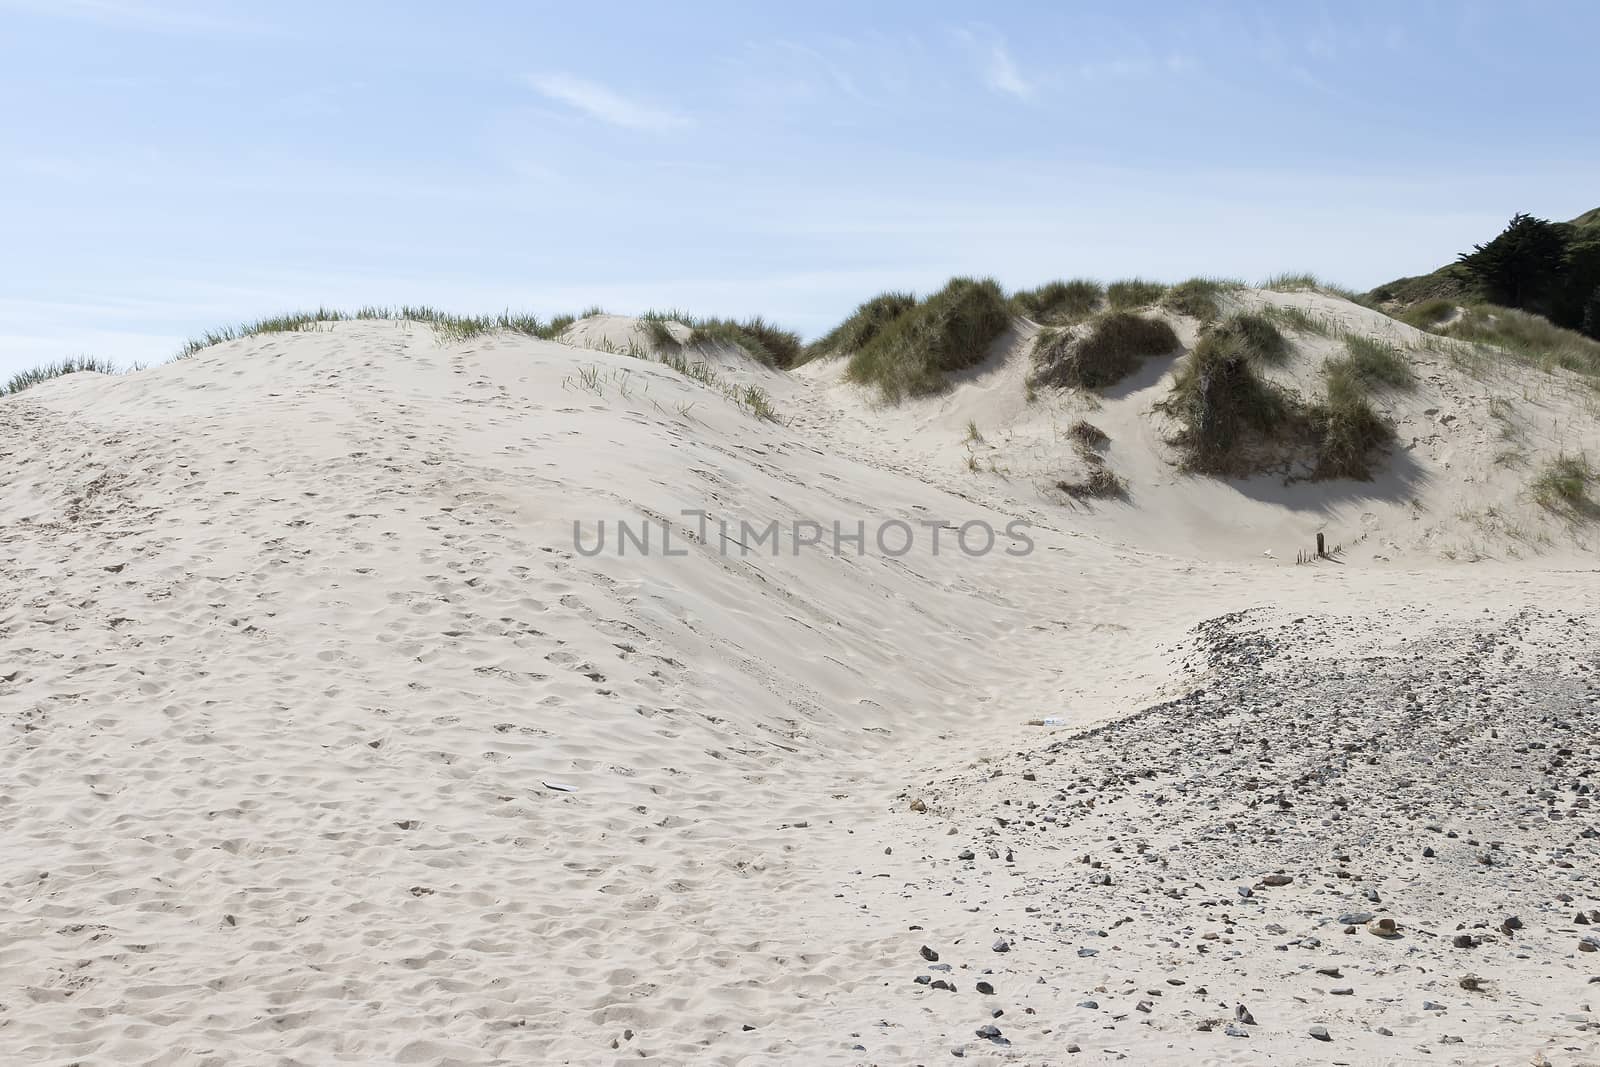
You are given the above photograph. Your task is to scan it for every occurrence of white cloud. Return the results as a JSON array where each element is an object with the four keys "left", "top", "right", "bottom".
[{"left": 527, "top": 73, "right": 693, "bottom": 133}]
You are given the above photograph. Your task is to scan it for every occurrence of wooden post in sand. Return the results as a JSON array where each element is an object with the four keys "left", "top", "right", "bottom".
[{"left": 1316, "top": 533, "right": 1325, "bottom": 558}]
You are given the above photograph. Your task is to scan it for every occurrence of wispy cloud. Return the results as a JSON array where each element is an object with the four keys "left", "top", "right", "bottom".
[
  {"left": 982, "top": 39, "right": 1033, "bottom": 99},
  {"left": 952, "top": 28, "right": 1035, "bottom": 99},
  {"left": 527, "top": 73, "right": 693, "bottom": 133}
]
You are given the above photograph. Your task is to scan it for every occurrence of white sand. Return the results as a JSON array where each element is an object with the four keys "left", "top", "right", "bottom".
[{"left": 1, "top": 303, "right": 1597, "bottom": 1065}]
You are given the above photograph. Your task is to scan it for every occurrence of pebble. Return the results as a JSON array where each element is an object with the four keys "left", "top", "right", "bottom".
[{"left": 1309, "top": 1025, "right": 1331, "bottom": 1041}]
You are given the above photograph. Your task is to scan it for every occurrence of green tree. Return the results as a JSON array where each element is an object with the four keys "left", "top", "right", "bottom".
[{"left": 1457, "top": 213, "right": 1571, "bottom": 309}]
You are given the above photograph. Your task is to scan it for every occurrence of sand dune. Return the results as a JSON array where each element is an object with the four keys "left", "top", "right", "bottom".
[{"left": 2, "top": 304, "right": 1597, "bottom": 1065}]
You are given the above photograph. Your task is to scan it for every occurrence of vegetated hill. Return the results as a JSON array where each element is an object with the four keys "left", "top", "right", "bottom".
[
  {"left": 796, "top": 278, "right": 1600, "bottom": 562},
  {"left": 1371, "top": 208, "right": 1600, "bottom": 338}
]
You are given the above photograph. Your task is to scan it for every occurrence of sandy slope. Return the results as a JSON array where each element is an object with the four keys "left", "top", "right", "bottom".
[{"left": 1, "top": 311, "right": 1597, "bottom": 1065}]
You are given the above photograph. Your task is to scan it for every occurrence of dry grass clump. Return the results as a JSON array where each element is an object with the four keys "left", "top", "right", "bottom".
[
  {"left": 1056, "top": 465, "right": 1126, "bottom": 499},
  {"left": 804, "top": 292, "right": 918, "bottom": 362},
  {"left": 1029, "top": 312, "right": 1179, "bottom": 390},
  {"left": 1054, "top": 419, "right": 1124, "bottom": 499},
  {"left": 1011, "top": 279, "right": 1104, "bottom": 324},
  {"left": 1068, "top": 419, "right": 1109, "bottom": 447},
  {"left": 1532, "top": 454, "right": 1596, "bottom": 516},
  {"left": 4, "top": 355, "right": 118, "bottom": 396},
  {"left": 845, "top": 277, "right": 1011, "bottom": 401}
]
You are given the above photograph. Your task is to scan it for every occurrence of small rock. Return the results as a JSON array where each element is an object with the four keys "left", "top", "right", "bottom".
[
  {"left": 975, "top": 1023, "right": 1002, "bottom": 1040},
  {"left": 920, "top": 945, "right": 940, "bottom": 962},
  {"left": 1368, "top": 917, "right": 1400, "bottom": 939},
  {"left": 1235, "top": 1004, "right": 1256, "bottom": 1025},
  {"left": 1078, "top": 999, "right": 1099, "bottom": 1009},
  {"left": 976, "top": 981, "right": 995, "bottom": 995},
  {"left": 1136, "top": 1000, "right": 1153, "bottom": 1013},
  {"left": 957, "top": 849, "right": 975, "bottom": 861},
  {"left": 991, "top": 938, "right": 1010, "bottom": 953},
  {"left": 1262, "top": 873, "right": 1293, "bottom": 886},
  {"left": 1224, "top": 1023, "right": 1249, "bottom": 1038},
  {"left": 910, "top": 798, "right": 927, "bottom": 813},
  {"left": 1309, "top": 1025, "right": 1331, "bottom": 1041},
  {"left": 1452, "top": 934, "right": 1477, "bottom": 949}
]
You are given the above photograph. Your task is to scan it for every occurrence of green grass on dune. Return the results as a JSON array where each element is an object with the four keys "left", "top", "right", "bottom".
[
  {"left": 1309, "top": 363, "right": 1393, "bottom": 480},
  {"left": 176, "top": 306, "right": 583, "bottom": 357},
  {"left": 1106, "top": 278, "right": 1168, "bottom": 310},
  {"left": 637, "top": 310, "right": 804, "bottom": 368},
  {"left": 844, "top": 277, "right": 1011, "bottom": 401},
  {"left": 1330, "top": 335, "right": 1414, "bottom": 390},
  {"left": 4, "top": 355, "right": 119, "bottom": 396},
  {"left": 1259, "top": 272, "right": 1366, "bottom": 303},
  {"left": 1163, "top": 324, "right": 1299, "bottom": 473},
  {"left": 1011, "top": 279, "right": 1104, "bottom": 324},
  {"left": 1427, "top": 303, "right": 1600, "bottom": 378},
  {"left": 1204, "top": 311, "right": 1290, "bottom": 364},
  {"left": 1162, "top": 309, "right": 1396, "bottom": 479},
  {"left": 803, "top": 292, "right": 918, "bottom": 363},
  {"left": 1029, "top": 311, "right": 1179, "bottom": 390},
  {"left": 1160, "top": 277, "right": 1242, "bottom": 322}
]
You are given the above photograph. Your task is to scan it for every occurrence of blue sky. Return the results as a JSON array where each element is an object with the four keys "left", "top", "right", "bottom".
[{"left": 3, "top": 0, "right": 1599, "bottom": 375}]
